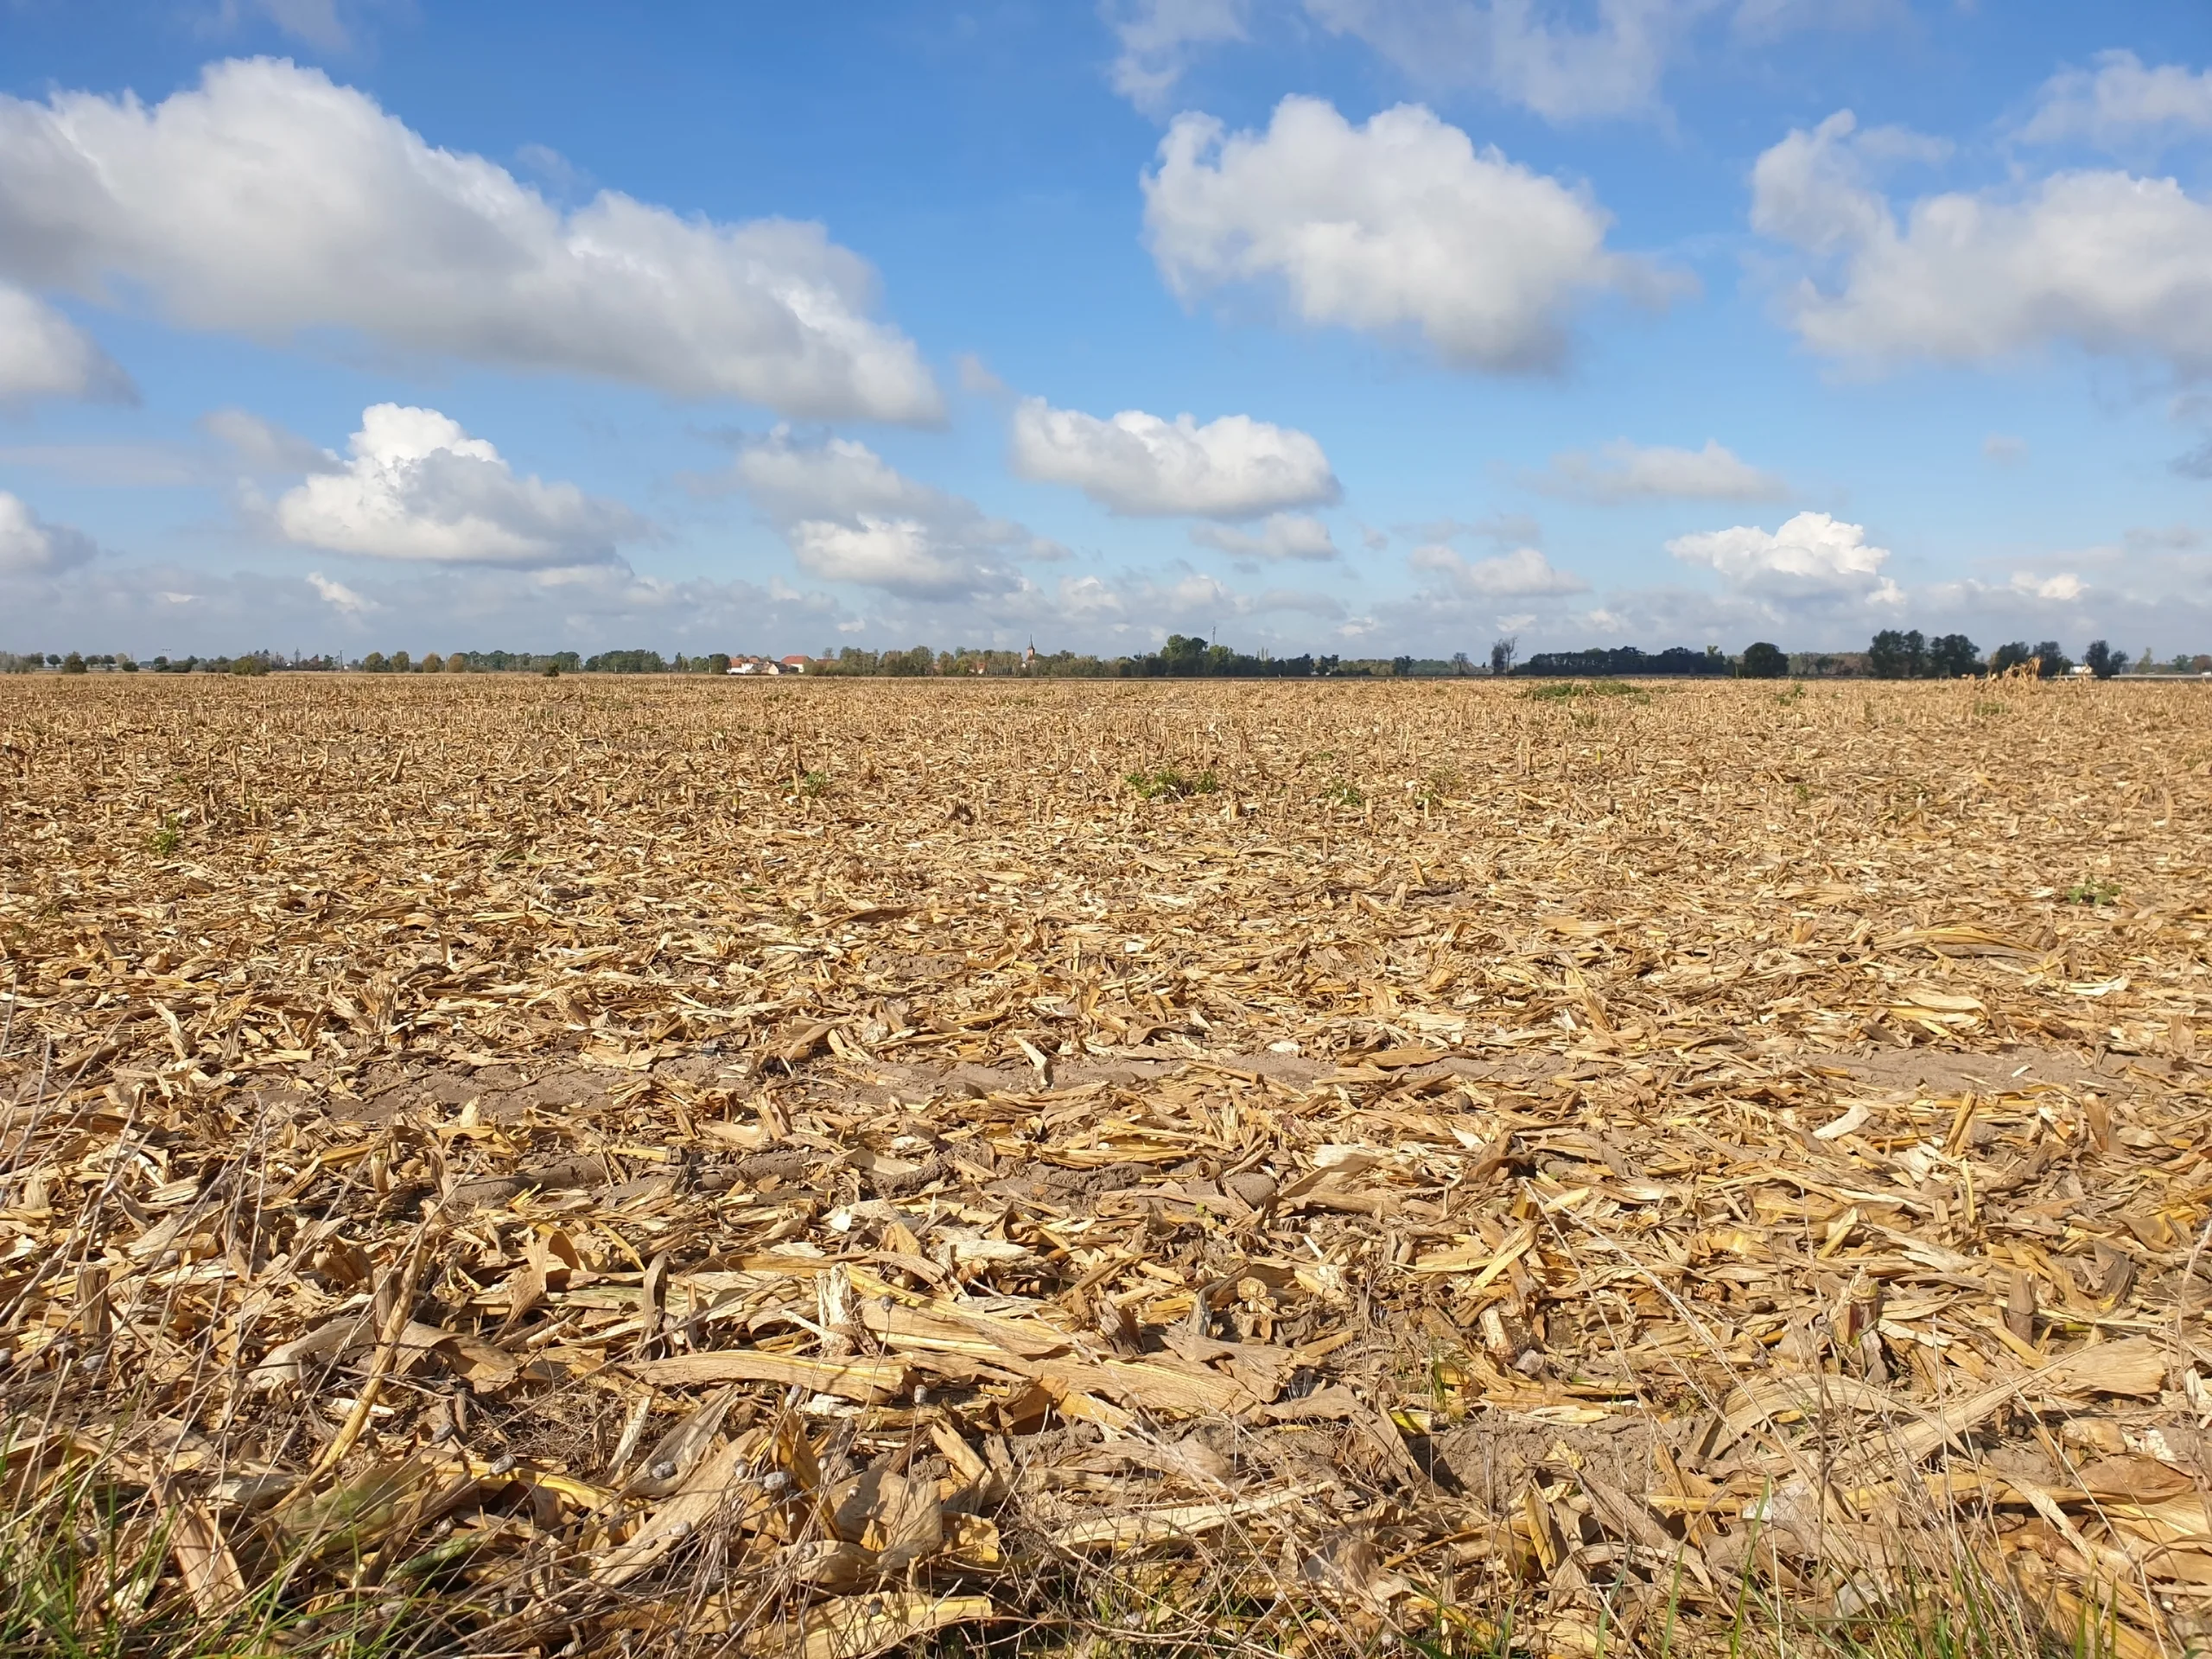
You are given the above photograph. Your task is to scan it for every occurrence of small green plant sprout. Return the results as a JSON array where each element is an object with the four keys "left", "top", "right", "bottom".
[
  {"left": 1122, "top": 766, "right": 1217, "bottom": 800},
  {"left": 147, "top": 812, "right": 183, "bottom": 855},
  {"left": 1777, "top": 682, "right": 1806, "bottom": 706},
  {"left": 1413, "top": 768, "right": 1460, "bottom": 810},
  {"left": 797, "top": 769, "right": 831, "bottom": 798},
  {"left": 2063, "top": 876, "right": 2120, "bottom": 906},
  {"left": 1324, "top": 779, "right": 1365, "bottom": 808}
]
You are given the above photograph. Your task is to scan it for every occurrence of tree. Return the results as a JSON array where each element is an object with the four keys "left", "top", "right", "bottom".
[
  {"left": 2082, "top": 640, "right": 2126, "bottom": 680},
  {"left": 1740, "top": 641, "right": 1787, "bottom": 679},
  {"left": 361, "top": 652, "right": 388, "bottom": 672},
  {"left": 390, "top": 650, "right": 412, "bottom": 672},
  {"left": 1489, "top": 637, "right": 1516, "bottom": 676},
  {"left": 1451, "top": 651, "right": 1472, "bottom": 676},
  {"left": 2032, "top": 640, "right": 2071, "bottom": 678},
  {"left": 1929, "top": 634, "right": 1981, "bottom": 678},
  {"left": 60, "top": 652, "right": 86, "bottom": 674},
  {"left": 1867, "top": 630, "right": 1909, "bottom": 679},
  {"left": 420, "top": 652, "right": 444, "bottom": 673},
  {"left": 1990, "top": 641, "right": 2033, "bottom": 675}
]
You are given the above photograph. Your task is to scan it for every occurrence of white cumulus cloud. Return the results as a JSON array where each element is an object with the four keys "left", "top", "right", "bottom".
[
  {"left": 1190, "top": 513, "right": 1339, "bottom": 560},
  {"left": 0, "top": 283, "right": 132, "bottom": 404},
  {"left": 1143, "top": 95, "right": 1671, "bottom": 372},
  {"left": 2019, "top": 51, "right": 2212, "bottom": 151},
  {"left": 1301, "top": 0, "right": 1698, "bottom": 124},
  {"left": 1408, "top": 543, "right": 1587, "bottom": 595},
  {"left": 1753, "top": 110, "right": 2212, "bottom": 376},
  {"left": 1531, "top": 438, "right": 1787, "bottom": 502},
  {"left": 724, "top": 428, "right": 1065, "bottom": 601},
  {"left": 0, "top": 59, "right": 941, "bottom": 421},
  {"left": 0, "top": 491, "right": 97, "bottom": 576},
  {"left": 1105, "top": 0, "right": 1249, "bottom": 115},
  {"left": 785, "top": 519, "right": 1014, "bottom": 599},
  {"left": 1112, "top": 1, "right": 1891, "bottom": 128},
  {"left": 2012, "top": 571, "right": 2084, "bottom": 601},
  {"left": 306, "top": 570, "right": 375, "bottom": 613},
  {"left": 1010, "top": 397, "right": 1338, "bottom": 518},
  {"left": 1667, "top": 509, "right": 1900, "bottom": 601},
  {"left": 270, "top": 404, "right": 648, "bottom": 568}
]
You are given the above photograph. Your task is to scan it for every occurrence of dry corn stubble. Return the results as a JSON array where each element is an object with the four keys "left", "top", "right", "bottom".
[{"left": 1, "top": 671, "right": 2209, "bottom": 1658}]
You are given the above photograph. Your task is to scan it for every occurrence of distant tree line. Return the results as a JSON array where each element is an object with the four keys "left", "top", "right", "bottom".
[
  {"left": 0, "top": 650, "right": 340, "bottom": 676},
  {"left": 814, "top": 638, "right": 1478, "bottom": 678},
  {"left": 4, "top": 633, "right": 2197, "bottom": 683},
  {"left": 1510, "top": 645, "right": 1733, "bottom": 678},
  {"left": 1861, "top": 631, "right": 2130, "bottom": 680}
]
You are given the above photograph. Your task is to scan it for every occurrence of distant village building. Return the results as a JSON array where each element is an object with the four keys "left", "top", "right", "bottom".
[{"left": 726, "top": 654, "right": 818, "bottom": 676}]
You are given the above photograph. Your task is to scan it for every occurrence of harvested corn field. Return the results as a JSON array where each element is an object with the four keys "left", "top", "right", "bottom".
[{"left": 3, "top": 672, "right": 2210, "bottom": 1658}]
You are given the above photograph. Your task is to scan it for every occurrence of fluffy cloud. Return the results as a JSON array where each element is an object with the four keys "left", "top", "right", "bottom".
[
  {"left": 2012, "top": 571, "right": 2084, "bottom": 602},
  {"left": 0, "top": 284, "right": 132, "bottom": 403},
  {"left": 1105, "top": 0, "right": 1249, "bottom": 114},
  {"left": 1078, "top": 569, "right": 1344, "bottom": 623},
  {"left": 1408, "top": 543, "right": 1587, "bottom": 594},
  {"left": 0, "top": 59, "right": 940, "bottom": 421},
  {"left": 1009, "top": 397, "right": 1338, "bottom": 518},
  {"left": 2019, "top": 52, "right": 2212, "bottom": 150},
  {"left": 269, "top": 404, "right": 648, "bottom": 568},
  {"left": 724, "top": 428, "right": 1065, "bottom": 601},
  {"left": 1667, "top": 510, "right": 1900, "bottom": 601},
  {"left": 1143, "top": 96, "right": 1669, "bottom": 372},
  {"left": 0, "top": 491, "right": 98, "bottom": 576},
  {"left": 305, "top": 570, "right": 375, "bottom": 613},
  {"left": 1190, "top": 513, "right": 1339, "bottom": 560},
  {"left": 1753, "top": 111, "right": 2212, "bottom": 375},
  {"left": 1115, "top": 1, "right": 1891, "bottom": 127},
  {"left": 1302, "top": 0, "right": 1696, "bottom": 123},
  {"left": 1531, "top": 438, "right": 1786, "bottom": 502},
  {"left": 785, "top": 519, "right": 1012, "bottom": 597}
]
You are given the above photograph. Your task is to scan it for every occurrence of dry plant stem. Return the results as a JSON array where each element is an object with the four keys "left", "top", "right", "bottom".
[
  {"left": 1, "top": 673, "right": 2208, "bottom": 1659},
  {"left": 295, "top": 1211, "right": 439, "bottom": 1488}
]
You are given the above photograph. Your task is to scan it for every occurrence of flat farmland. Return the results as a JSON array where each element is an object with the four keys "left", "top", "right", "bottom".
[{"left": 3, "top": 672, "right": 2209, "bottom": 1657}]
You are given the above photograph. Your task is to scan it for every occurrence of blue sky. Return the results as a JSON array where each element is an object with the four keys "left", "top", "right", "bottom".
[{"left": 2, "top": 0, "right": 2210, "bottom": 660}]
